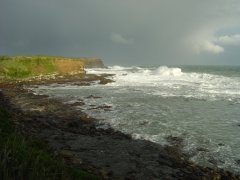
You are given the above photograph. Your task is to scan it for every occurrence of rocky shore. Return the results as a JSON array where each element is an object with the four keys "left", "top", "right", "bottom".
[{"left": 0, "top": 74, "right": 239, "bottom": 179}]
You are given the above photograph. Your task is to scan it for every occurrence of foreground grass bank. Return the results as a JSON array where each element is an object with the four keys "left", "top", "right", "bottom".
[
  {"left": 0, "top": 105, "right": 96, "bottom": 180},
  {"left": 0, "top": 55, "right": 103, "bottom": 79}
]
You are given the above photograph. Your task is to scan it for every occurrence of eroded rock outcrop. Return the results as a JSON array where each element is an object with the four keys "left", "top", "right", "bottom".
[{"left": 82, "top": 58, "right": 105, "bottom": 68}]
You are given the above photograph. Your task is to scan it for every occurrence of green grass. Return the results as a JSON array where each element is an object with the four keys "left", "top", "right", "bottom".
[
  {"left": 0, "top": 55, "right": 103, "bottom": 79},
  {"left": 0, "top": 56, "right": 56, "bottom": 78},
  {"left": 0, "top": 106, "right": 97, "bottom": 180}
]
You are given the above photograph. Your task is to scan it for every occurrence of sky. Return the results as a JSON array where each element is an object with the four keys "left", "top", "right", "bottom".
[{"left": 1, "top": 0, "right": 240, "bottom": 66}]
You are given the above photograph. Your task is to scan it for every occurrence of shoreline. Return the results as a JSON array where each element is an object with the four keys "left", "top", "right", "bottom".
[{"left": 0, "top": 74, "right": 239, "bottom": 179}]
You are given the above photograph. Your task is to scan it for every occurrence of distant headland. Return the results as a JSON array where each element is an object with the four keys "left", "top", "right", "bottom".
[{"left": 0, "top": 55, "right": 105, "bottom": 79}]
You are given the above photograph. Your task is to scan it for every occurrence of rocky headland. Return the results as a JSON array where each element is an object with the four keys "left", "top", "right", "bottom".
[{"left": 0, "top": 55, "right": 105, "bottom": 79}]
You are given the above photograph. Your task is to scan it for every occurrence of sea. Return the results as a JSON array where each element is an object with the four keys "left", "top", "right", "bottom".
[{"left": 32, "top": 65, "right": 240, "bottom": 173}]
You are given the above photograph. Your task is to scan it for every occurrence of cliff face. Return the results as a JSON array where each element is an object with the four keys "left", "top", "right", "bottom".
[
  {"left": 53, "top": 57, "right": 105, "bottom": 70},
  {"left": 82, "top": 58, "right": 105, "bottom": 68},
  {"left": 0, "top": 56, "right": 105, "bottom": 78}
]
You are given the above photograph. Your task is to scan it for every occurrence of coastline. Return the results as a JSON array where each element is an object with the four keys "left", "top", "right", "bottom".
[{"left": 0, "top": 74, "right": 239, "bottom": 179}]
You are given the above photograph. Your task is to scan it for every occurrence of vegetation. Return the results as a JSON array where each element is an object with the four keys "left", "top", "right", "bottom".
[
  {"left": 0, "top": 106, "right": 96, "bottom": 180},
  {"left": 0, "top": 55, "right": 85, "bottom": 78},
  {"left": 0, "top": 56, "right": 54, "bottom": 77}
]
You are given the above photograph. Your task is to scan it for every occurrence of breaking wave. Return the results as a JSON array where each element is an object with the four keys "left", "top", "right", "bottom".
[
  {"left": 86, "top": 65, "right": 240, "bottom": 102},
  {"left": 153, "top": 66, "right": 183, "bottom": 76},
  {"left": 33, "top": 65, "right": 240, "bottom": 174}
]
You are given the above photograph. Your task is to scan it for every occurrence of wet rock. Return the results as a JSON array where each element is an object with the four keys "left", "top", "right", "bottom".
[
  {"left": 73, "top": 82, "right": 91, "bottom": 86},
  {"left": 196, "top": 147, "right": 209, "bottom": 152},
  {"left": 71, "top": 101, "right": 85, "bottom": 106},
  {"left": 208, "top": 157, "right": 218, "bottom": 165},
  {"left": 71, "top": 157, "right": 83, "bottom": 165},
  {"left": 60, "top": 150, "right": 83, "bottom": 165},
  {"left": 1, "top": 77, "right": 240, "bottom": 180},
  {"left": 99, "top": 78, "right": 114, "bottom": 85},
  {"left": 86, "top": 95, "right": 102, "bottom": 99},
  {"left": 60, "top": 150, "right": 74, "bottom": 158},
  {"left": 67, "top": 120, "right": 80, "bottom": 128},
  {"left": 100, "top": 105, "right": 112, "bottom": 109},
  {"left": 139, "top": 121, "right": 148, "bottom": 126},
  {"left": 80, "top": 116, "right": 95, "bottom": 124},
  {"left": 88, "top": 104, "right": 112, "bottom": 111},
  {"left": 166, "top": 135, "right": 184, "bottom": 149},
  {"left": 99, "top": 168, "right": 113, "bottom": 179}
]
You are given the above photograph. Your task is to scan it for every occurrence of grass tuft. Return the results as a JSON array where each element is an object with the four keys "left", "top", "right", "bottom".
[
  {"left": 0, "top": 55, "right": 85, "bottom": 78},
  {"left": 0, "top": 107, "right": 96, "bottom": 180}
]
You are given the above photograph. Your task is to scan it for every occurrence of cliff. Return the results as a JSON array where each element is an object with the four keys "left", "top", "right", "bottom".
[
  {"left": 0, "top": 55, "right": 105, "bottom": 78},
  {"left": 82, "top": 58, "right": 105, "bottom": 68}
]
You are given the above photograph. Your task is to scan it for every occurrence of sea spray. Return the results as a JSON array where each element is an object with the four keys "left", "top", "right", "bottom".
[{"left": 32, "top": 65, "right": 240, "bottom": 174}]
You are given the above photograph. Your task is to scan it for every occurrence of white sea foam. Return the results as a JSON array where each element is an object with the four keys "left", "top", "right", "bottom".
[
  {"left": 152, "top": 66, "right": 183, "bottom": 76},
  {"left": 85, "top": 66, "right": 240, "bottom": 101},
  {"left": 32, "top": 65, "right": 240, "bottom": 173},
  {"left": 35, "top": 66, "right": 240, "bottom": 102}
]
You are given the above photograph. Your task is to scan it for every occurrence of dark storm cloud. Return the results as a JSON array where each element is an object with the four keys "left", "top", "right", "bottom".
[{"left": 1, "top": 0, "right": 240, "bottom": 65}]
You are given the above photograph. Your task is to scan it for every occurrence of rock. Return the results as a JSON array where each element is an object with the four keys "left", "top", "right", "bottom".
[
  {"left": 86, "top": 95, "right": 102, "bottom": 99},
  {"left": 99, "top": 168, "right": 113, "bottom": 179},
  {"left": 166, "top": 135, "right": 184, "bottom": 148},
  {"left": 88, "top": 104, "right": 112, "bottom": 111},
  {"left": 67, "top": 120, "right": 80, "bottom": 128},
  {"left": 60, "top": 150, "right": 74, "bottom": 158},
  {"left": 80, "top": 116, "right": 95, "bottom": 124},
  {"left": 208, "top": 157, "right": 218, "bottom": 165},
  {"left": 83, "top": 58, "right": 105, "bottom": 68},
  {"left": 99, "top": 78, "right": 114, "bottom": 85},
  {"left": 196, "top": 147, "right": 209, "bottom": 152},
  {"left": 1, "top": 75, "right": 240, "bottom": 180},
  {"left": 71, "top": 157, "right": 83, "bottom": 165}
]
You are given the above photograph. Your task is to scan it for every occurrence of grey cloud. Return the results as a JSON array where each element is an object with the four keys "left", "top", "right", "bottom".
[
  {"left": 215, "top": 34, "right": 240, "bottom": 45},
  {"left": 1, "top": 0, "right": 240, "bottom": 65},
  {"left": 110, "top": 33, "right": 134, "bottom": 45}
]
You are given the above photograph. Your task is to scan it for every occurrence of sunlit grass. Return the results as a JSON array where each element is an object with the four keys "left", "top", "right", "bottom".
[
  {"left": 0, "top": 56, "right": 58, "bottom": 78},
  {"left": 0, "top": 55, "right": 85, "bottom": 78}
]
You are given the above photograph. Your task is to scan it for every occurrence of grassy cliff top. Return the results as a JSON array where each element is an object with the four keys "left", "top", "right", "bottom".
[{"left": 0, "top": 55, "right": 103, "bottom": 78}]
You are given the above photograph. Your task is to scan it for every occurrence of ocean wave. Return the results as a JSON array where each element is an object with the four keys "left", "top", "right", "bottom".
[
  {"left": 152, "top": 66, "right": 183, "bottom": 76},
  {"left": 32, "top": 66, "right": 240, "bottom": 174},
  {"left": 85, "top": 65, "right": 240, "bottom": 101}
]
